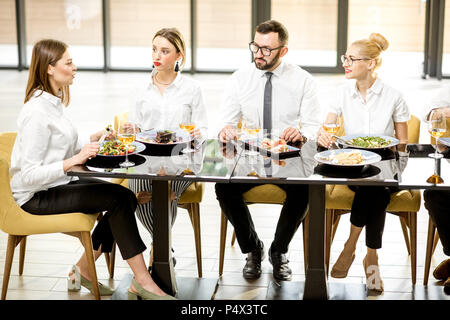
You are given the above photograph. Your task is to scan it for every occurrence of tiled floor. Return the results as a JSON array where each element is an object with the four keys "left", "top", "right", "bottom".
[{"left": 0, "top": 70, "right": 449, "bottom": 300}]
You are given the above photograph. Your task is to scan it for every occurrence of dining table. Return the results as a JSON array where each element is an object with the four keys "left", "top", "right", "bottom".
[{"left": 67, "top": 135, "right": 450, "bottom": 300}]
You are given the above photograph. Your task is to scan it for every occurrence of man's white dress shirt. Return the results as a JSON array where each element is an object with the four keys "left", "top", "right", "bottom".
[
  {"left": 10, "top": 90, "right": 86, "bottom": 206},
  {"left": 218, "top": 61, "right": 322, "bottom": 140}
]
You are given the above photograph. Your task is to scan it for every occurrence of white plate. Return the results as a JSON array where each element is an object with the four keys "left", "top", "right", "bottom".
[
  {"left": 314, "top": 149, "right": 381, "bottom": 167},
  {"left": 136, "top": 129, "right": 191, "bottom": 145},
  {"left": 97, "top": 141, "right": 145, "bottom": 157},
  {"left": 339, "top": 134, "right": 399, "bottom": 149}
]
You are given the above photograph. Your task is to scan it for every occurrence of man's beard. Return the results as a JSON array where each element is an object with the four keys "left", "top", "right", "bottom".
[{"left": 253, "top": 51, "right": 281, "bottom": 70}]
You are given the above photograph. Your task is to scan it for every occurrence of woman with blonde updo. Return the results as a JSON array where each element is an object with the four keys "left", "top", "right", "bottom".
[{"left": 317, "top": 33, "right": 410, "bottom": 292}]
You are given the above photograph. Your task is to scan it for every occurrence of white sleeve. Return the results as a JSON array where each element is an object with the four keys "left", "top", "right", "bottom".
[
  {"left": 393, "top": 94, "right": 410, "bottom": 123},
  {"left": 298, "top": 76, "right": 322, "bottom": 140},
  {"left": 191, "top": 84, "right": 209, "bottom": 138},
  {"left": 218, "top": 74, "right": 242, "bottom": 134},
  {"left": 18, "top": 114, "right": 65, "bottom": 187},
  {"left": 423, "top": 85, "right": 450, "bottom": 121}
]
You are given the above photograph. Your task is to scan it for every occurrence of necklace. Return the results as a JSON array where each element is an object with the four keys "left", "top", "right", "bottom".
[{"left": 154, "top": 73, "right": 174, "bottom": 86}]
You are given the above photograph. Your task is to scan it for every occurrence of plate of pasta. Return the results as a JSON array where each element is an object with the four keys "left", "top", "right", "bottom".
[{"left": 314, "top": 149, "right": 381, "bottom": 167}]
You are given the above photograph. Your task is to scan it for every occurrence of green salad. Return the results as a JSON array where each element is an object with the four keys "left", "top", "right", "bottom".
[
  {"left": 98, "top": 140, "right": 136, "bottom": 156},
  {"left": 348, "top": 136, "right": 391, "bottom": 148}
]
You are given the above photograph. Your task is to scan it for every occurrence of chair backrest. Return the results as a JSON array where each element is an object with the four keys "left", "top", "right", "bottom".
[
  {"left": 0, "top": 132, "right": 17, "bottom": 166},
  {"left": 114, "top": 112, "right": 129, "bottom": 131},
  {"left": 0, "top": 157, "right": 21, "bottom": 231},
  {"left": 408, "top": 114, "right": 420, "bottom": 144}
]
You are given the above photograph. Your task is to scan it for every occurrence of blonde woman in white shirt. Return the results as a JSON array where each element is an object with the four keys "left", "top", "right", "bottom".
[
  {"left": 10, "top": 39, "right": 175, "bottom": 300},
  {"left": 317, "top": 33, "right": 409, "bottom": 292},
  {"left": 128, "top": 28, "right": 208, "bottom": 268}
]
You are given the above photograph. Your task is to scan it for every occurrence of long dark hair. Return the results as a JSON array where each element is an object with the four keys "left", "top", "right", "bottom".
[{"left": 25, "top": 39, "right": 70, "bottom": 106}]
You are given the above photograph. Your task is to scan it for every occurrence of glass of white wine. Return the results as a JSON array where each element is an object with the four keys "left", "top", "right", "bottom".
[
  {"left": 426, "top": 109, "right": 446, "bottom": 184},
  {"left": 179, "top": 106, "right": 196, "bottom": 174},
  {"left": 428, "top": 109, "right": 446, "bottom": 159},
  {"left": 323, "top": 115, "right": 341, "bottom": 148},
  {"left": 118, "top": 120, "right": 136, "bottom": 168}
]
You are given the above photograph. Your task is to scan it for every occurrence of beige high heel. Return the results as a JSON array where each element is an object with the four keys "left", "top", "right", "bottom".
[
  {"left": 330, "top": 251, "right": 355, "bottom": 278},
  {"left": 363, "top": 257, "right": 384, "bottom": 292},
  {"left": 128, "top": 278, "right": 176, "bottom": 300}
]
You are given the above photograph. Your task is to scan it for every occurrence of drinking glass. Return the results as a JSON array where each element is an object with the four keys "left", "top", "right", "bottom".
[
  {"left": 242, "top": 118, "right": 261, "bottom": 141},
  {"left": 117, "top": 120, "right": 136, "bottom": 168},
  {"left": 323, "top": 115, "right": 342, "bottom": 148},
  {"left": 179, "top": 106, "right": 195, "bottom": 174},
  {"left": 428, "top": 109, "right": 446, "bottom": 159}
]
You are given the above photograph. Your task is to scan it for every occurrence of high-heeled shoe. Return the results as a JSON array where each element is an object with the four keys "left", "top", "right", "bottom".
[
  {"left": 127, "top": 278, "right": 176, "bottom": 300},
  {"left": 67, "top": 265, "right": 115, "bottom": 296},
  {"left": 363, "top": 257, "right": 384, "bottom": 292},
  {"left": 330, "top": 250, "right": 355, "bottom": 278},
  {"left": 433, "top": 259, "right": 450, "bottom": 281}
]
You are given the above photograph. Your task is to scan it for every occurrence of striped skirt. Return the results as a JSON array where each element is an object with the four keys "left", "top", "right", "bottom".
[{"left": 129, "top": 178, "right": 192, "bottom": 238}]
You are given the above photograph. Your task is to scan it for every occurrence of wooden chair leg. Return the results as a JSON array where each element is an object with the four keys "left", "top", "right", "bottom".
[
  {"left": 19, "top": 237, "right": 27, "bottom": 276},
  {"left": 302, "top": 212, "right": 309, "bottom": 274},
  {"left": 399, "top": 216, "right": 411, "bottom": 255},
  {"left": 219, "top": 211, "right": 228, "bottom": 277},
  {"left": 188, "top": 203, "right": 203, "bottom": 278},
  {"left": 109, "top": 242, "right": 116, "bottom": 279},
  {"left": 408, "top": 212, "right": 417, "bottom": 285},
  {"left": 80, "top": 231, "right": 100, "bottom": 300},
  {"left": 424, "top": 217, "right": 437, "bottom": 285},
  {"left": 231, "top": 231, "right": 236, "bottom": 246},
  {"left": 2, "top": 235, "right": 24, "bottom": 300},
  {"left": 432, "top": 231, "right": 440, "bottom": 255},
  {"left": 331, "top": 213, "right": 341, "bottom": 243},
  {"left": 325, "top": 209, "right": 334, "bottom": 275}
]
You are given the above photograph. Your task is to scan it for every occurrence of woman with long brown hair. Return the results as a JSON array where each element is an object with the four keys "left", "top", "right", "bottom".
[{"left": 10, "top": 39, "right": 175, "bottom": 300}]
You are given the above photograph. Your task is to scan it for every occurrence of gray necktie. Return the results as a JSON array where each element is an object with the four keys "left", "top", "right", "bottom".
[{"left": 263, "top": 72, "right": 273, "bottom": 137}]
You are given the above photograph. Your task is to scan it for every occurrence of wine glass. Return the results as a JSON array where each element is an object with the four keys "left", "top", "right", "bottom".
[
  {"left": 179, "top": 106, "right": 195, "bottom": 174},
  {"left": 426, "top": 109, "right": 446, "bottom": 184},
  {"left": 323, "top": 115, "right": 342, "bottom": 149},
  {"left": 117, "top": 119, "right": 136, "bottom": 168},
  {"left": 428, "top": 109, "right": 446, "bottom": 159},
  {"left": 242, "top": 118, "right": 261, "bottom": 141}
]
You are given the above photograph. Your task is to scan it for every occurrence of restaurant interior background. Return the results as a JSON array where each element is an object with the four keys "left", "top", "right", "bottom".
[{"left": 1, "top": 0, "right": 450, "bottom": 301}]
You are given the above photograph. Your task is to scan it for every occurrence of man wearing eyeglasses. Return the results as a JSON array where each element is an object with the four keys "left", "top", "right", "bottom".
[{"left": 215, "top": 20, "right": 321, "bottom": 281}]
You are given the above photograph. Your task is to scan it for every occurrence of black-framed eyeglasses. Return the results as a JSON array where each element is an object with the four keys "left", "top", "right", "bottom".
[
  {"left": 340, "top": 55, "right": 371, "bottom": 66},
  {"left": 249, "top": 41, "right": 284, "bottom": 56}
]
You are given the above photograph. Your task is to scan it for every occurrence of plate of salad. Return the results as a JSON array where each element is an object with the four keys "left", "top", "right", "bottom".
[
  {"left": 97, "top": 140, "right": 145, "bottom": 157},
  {"left": 338, "top": 134, "right": 399, "bottom": 149}
]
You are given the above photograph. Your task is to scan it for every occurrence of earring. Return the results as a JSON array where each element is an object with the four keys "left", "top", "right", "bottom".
[
  {"left": 174, "top": 61, "right": 179, "bottom": 72},
  {"left": 152, "top": 64, "right": 155, "bottom": 69}
]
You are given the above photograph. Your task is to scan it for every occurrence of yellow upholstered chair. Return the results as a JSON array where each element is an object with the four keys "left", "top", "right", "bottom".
[
  {"left": 218, "top": 185, "right": 309, "bottom": 276},
  {"left": 325, "top": 115, "right": 422, "bottom": 285},
  {"left": 108, "top": 112, "right": 205, "bottom": 278},
  {"left": 0, "top": 132, "right": 101, "bottom": 299}
]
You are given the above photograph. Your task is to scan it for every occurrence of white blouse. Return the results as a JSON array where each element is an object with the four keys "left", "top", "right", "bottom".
[
  {"left": 10, "top": 90, "right": 85, "bottom": 206},
  {"left": 129, "top": 71, "right": 208, "bottom": 136},
  {"left": 218, "top": 61, "right": 322, "bottom": 140},
  {"left": 328, "top": 78, "right": 410, "bottom": 137}
]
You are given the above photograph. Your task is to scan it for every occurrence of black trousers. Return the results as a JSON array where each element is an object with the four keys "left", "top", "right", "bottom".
[
  {"left": 22, "top": 178, "right": 146, "bottom": 260},
  {"left": 423, "top": 189, "right": 450, "bottom": 256},
  {"left": 215, "top": 182, "right": 309, "bottom": 254},
  {"left": 349, "top": 185, "right": 397, "bottom": 249}
]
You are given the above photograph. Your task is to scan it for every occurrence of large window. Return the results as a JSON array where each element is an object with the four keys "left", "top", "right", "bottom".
[
  {"left": 348, "top": 0, "right": 426, "bottom": 78},
  {"left": 25, "top": 0, "right": 103, "bottom": 68},
  {"left": 272, "top": 0, "right": 338, "bottom": 67},
  {"left": 0, "top": 0, "right": 17, "bottom": 66},
  {"left": 110, "top": 0, "right": 191, "bottom": 70},
  {"left": 196, "top": 0, "right": 251, "bottom": 71}
]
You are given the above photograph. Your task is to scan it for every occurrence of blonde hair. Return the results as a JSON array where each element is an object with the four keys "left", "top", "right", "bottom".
[
  {"left": 153, "top": 28, "right": 186, "bottom": 70},
  {"left": 352, "top": 33, "right": 389, "bottom": 70},
  {"left": 25, "top": 39, "right": 70, "bottom": 106}
]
